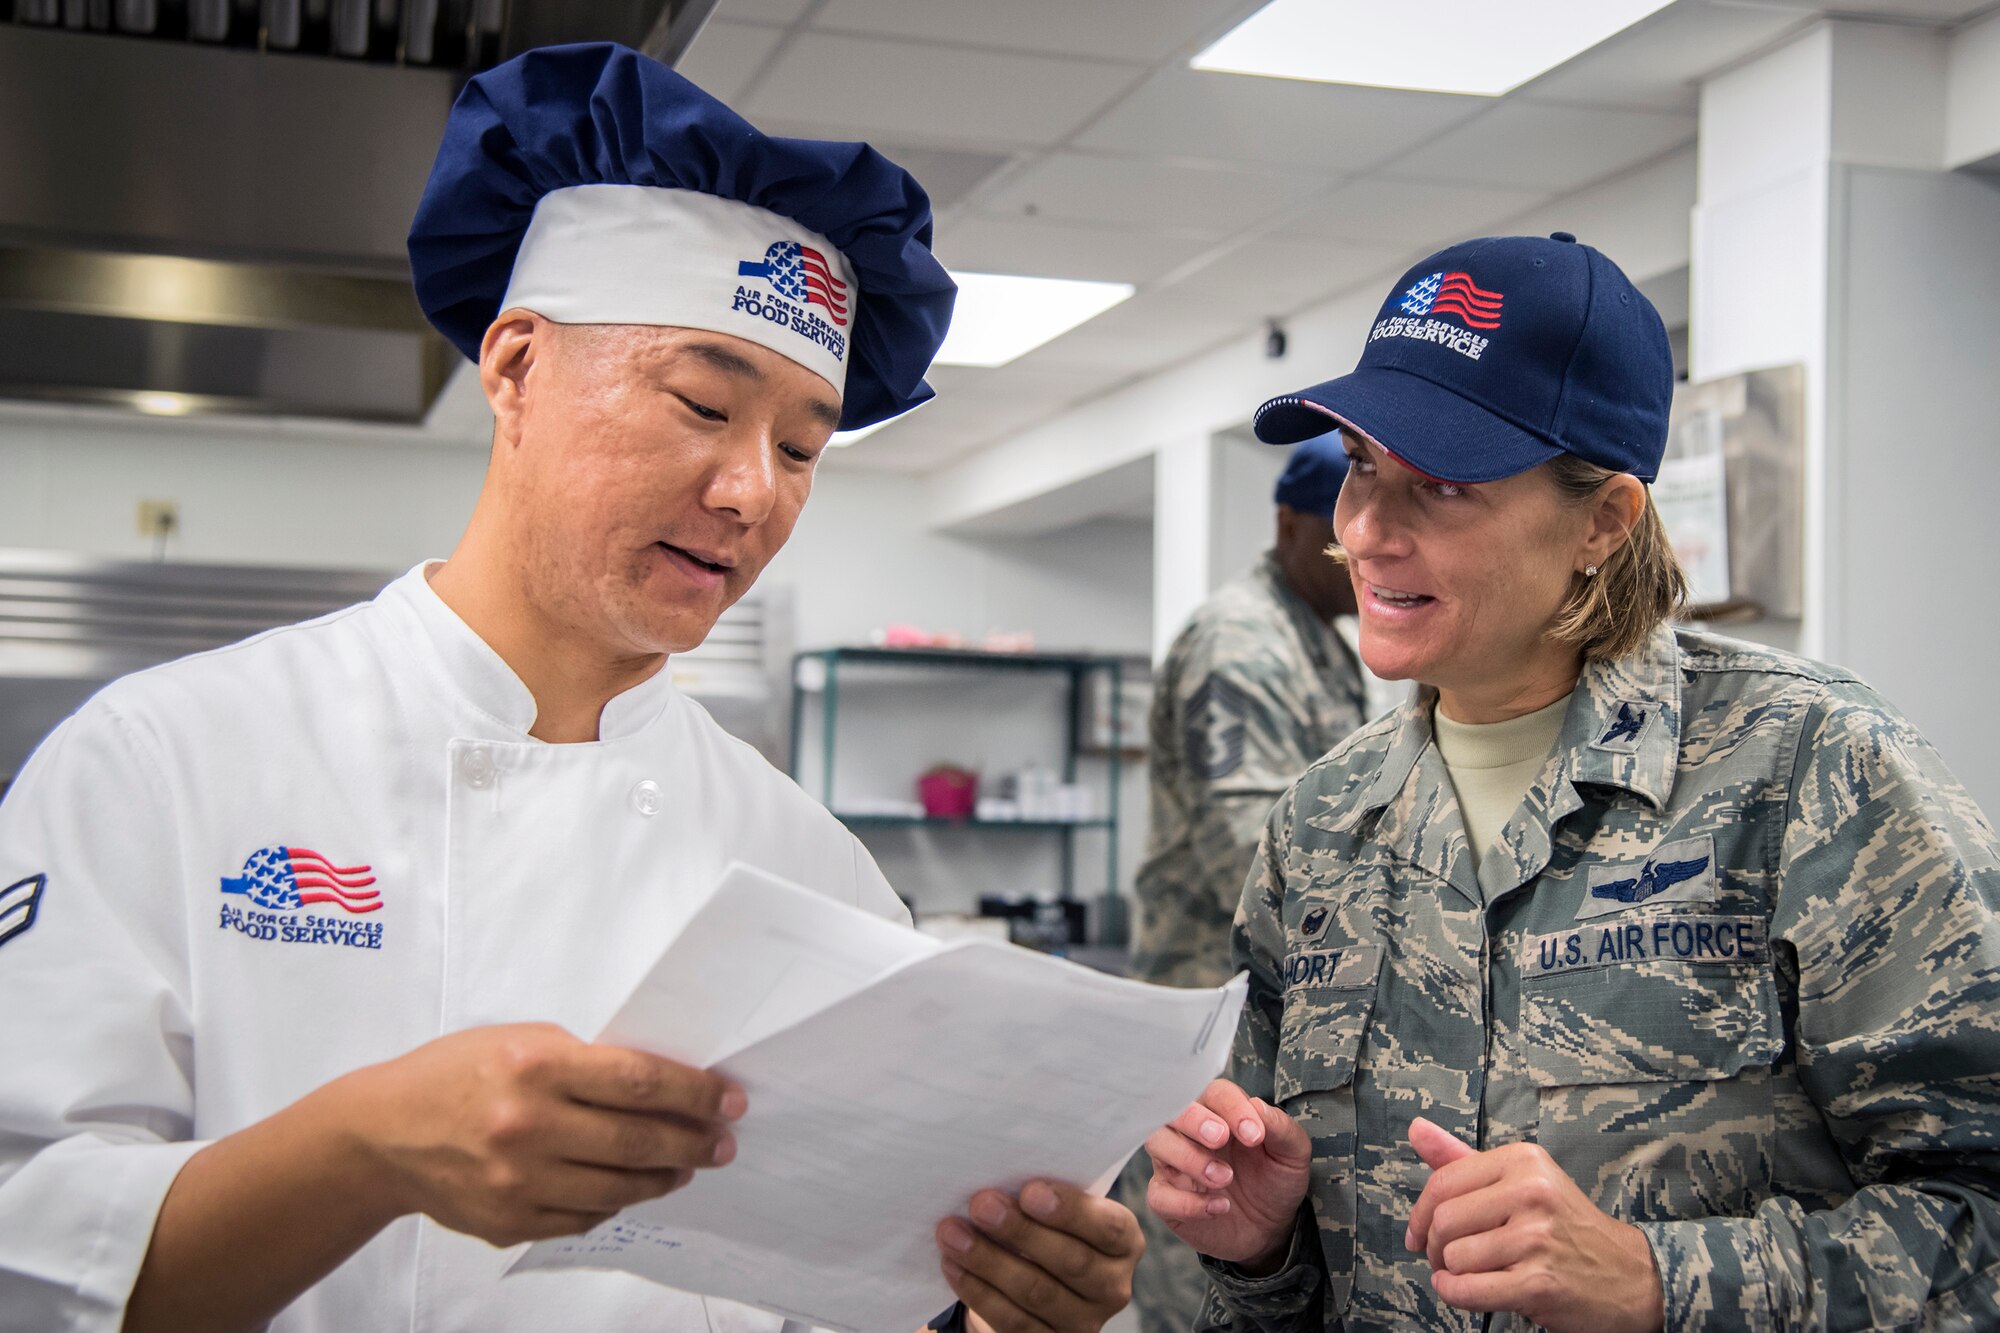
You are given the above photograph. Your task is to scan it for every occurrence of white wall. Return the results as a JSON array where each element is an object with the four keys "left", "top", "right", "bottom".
[
  {"left": 1947, "top": 8, "right": 2000, "bottom": 171},
  {"left": 0, "top": 406, "right": 1160, "bottom": 918},
  {"left": 1829, "top": 165, "right": 2000, "bottom": 807},
  {"left": 0, "top": 403, "right": 1156, "bottom": 660},
  {"left": 768, "top": 467, "right": 1153, "bottom": 655},
  {"left": 0, "top": 403, "right": 485, "bottom": 571}
]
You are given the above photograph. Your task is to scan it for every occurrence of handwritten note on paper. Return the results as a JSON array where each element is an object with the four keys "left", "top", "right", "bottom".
[{"left": 510, "top": 862, "right": 1247, "bottom": 1333}]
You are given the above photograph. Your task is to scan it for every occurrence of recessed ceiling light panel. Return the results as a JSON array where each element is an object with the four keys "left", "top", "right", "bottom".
[
  {"left": 1193, "top": 0, "right": 1676, "bottom": 97},
  {"left": 934, "top": 272, "right": 1134, "bottom": 369}
]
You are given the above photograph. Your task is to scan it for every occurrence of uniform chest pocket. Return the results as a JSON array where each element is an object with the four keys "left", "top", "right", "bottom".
[
  {"left": 1271, "top": 943, "right": 1380, "bottom": 1321},
  {"left": 1518, "top": 914, "right": 1782, "bottom": 1223},
  {"left": 1518, "top": 913, "right": 1782, "bottom": 1087}
]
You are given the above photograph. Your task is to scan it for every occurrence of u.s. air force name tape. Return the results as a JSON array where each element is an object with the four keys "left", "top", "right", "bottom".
[{"left": 1526, "top": 914, "right": 1766, "bottom": 979}]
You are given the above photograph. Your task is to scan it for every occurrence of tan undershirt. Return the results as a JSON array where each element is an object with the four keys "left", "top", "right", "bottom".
[{"left": 1432, "top": 693, "right": 1571, "bottom": 873}]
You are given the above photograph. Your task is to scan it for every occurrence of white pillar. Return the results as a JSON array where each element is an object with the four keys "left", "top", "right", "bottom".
[
  {"left": 1151, "top": 433, "right": 1217, "bottom": 664},
  {"left": 1693, "top": 20, "right": 2000, "bottom": 807}
]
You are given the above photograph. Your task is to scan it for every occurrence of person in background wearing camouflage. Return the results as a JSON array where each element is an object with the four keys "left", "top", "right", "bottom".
[
  {"left": 1142, "top": 233, "right": 2000, "bottom": 1332},
  {"left": 1120, "top": 431, "right": 1370, "bottom": 1333}
]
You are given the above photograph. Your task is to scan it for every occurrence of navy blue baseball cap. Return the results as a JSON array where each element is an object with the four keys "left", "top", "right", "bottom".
[
  {"left": 1272, "top": 430, "right": 1349, "bottom": 518},
  {"left": 1252, "top": 233, "right": 1672, "bottom": 483},
  {"left": 408, "top": 43, "right": 957, "bottom": 432}
]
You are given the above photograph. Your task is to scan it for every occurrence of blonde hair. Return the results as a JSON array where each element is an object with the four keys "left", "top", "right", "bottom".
[
  {"left": 1321, "top": 453, "right": 1687, "bottom": 663},
  {"left": 1544, "top": 455, "right": 1686, "bottom": 661}
]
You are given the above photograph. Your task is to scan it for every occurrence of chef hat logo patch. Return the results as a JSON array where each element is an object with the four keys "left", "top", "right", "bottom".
[
  {"left": 731, "top": 242, "right": 853, "bottom": 365},
  {"left": 739, "top": 242, "right": 850, "bottom": 327}
]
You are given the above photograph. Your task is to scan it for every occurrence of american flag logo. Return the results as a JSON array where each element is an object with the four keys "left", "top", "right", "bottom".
[
  {"left": 0, "top": 874, "right": 46, "bottom": 949},
  {"left": 220, "top": 847, "right": 380, "bottom": 914},
  {"left": 738, "top": 242, "right": 850, "bottom": 326},
  {"left": 1400, "top": 271, "right": 1504, "bottom": 330}
]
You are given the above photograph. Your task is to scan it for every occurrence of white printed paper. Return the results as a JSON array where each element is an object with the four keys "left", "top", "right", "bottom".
[{"left": 510, "top": 863, "right": 1246, "bottom": 1333}]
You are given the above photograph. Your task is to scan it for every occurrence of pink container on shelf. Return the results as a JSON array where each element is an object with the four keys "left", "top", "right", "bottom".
[{"left": 917, "top": 766, "right": 978, "bottom": 821}]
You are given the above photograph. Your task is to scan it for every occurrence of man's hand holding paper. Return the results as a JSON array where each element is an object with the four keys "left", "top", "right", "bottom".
[
  {"left": 510, "top": 863, "right": 1245, "bottom": 1332},
  {"left": 939, "top": 1179, "right": 1143, "bottom": 1333}
]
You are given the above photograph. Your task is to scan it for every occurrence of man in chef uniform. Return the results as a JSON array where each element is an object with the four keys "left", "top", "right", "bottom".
[{"left": 0, "top": 43, "right": 1142, "bottom": 1333}]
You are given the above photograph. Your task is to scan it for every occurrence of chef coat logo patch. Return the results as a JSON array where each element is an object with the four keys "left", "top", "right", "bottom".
[
  {"left": 733, "top": 241, "right": 850, "bottom": 360},
  {"left": 218, "top": 846, "right": 383, "bottom": 950},
  {"left": 0, "top": 874, "right": 47, "bottom": 951}
]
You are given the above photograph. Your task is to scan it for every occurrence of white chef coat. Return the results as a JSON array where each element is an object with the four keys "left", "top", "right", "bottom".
[{"left": 0, "top": 563, "right": 909, "bottom": 1333}]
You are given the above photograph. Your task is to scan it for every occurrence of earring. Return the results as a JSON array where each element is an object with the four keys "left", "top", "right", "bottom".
[{"left": 1584, "top": 565, "right": 1599, "bottom": 578}]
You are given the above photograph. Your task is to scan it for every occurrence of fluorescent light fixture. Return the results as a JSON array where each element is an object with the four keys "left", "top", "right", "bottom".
[
  {"left": 829, "top": 397, "right": 930, "bottom": 448},
  {"left": 828, "top": 272, "right": 1133, "bottom": 443},
  {"left": 1192, "top": 0, "right": 1676, "bottom": 97},
  {"left": 132, "top": 392, "right": 194, "bottom": 417},
  {"left": 934, "top": 271, "right": 1134, "bottom": 369},
  {"left": 827, "top": 414, "right": 902, "bottom": 448}
]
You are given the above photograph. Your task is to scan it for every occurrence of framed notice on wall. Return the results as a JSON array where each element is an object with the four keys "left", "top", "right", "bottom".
[{"left": 1662, "top": 364, "right": 1805, "bottom": 621}]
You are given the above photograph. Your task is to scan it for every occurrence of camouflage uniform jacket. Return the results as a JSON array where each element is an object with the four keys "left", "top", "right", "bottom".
[
  {"left": 1133, "top": 553, "right": 1368, "bottom": 988},
  {"left": 1199, "top": 624, "right": 2000, "bottom": 1332}
]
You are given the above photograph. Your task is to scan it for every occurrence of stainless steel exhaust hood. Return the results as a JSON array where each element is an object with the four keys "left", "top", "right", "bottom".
[{"left": 0, "top": 0, "right": 717, "bottom": 424}]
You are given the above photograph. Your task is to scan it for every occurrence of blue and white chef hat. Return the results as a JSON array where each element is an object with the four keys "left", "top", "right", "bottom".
[{"left": 407, "top": 42, "right": 957, "bottom": 432}]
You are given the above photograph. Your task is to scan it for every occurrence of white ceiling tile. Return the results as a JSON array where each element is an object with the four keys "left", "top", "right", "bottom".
[
  {"left": 1271, "top": 176, "right": 1552, "bottom": 250},
  {"left": 1732, "top": 0, "right": 1992, "bottom": 18},
  {"left": 1160, "top": 238, "right": 1407, "bottom": 316},
  {"left": 742, "top": 34, "right": 1138, "bottom": 148},
  {"left": 828, "top": 422, "right": 995, "bottom": 472},
  {"left": 1009, "top": 289, "right": 1247, "bottom": 374},
  {"left": 714, "top": 0, "right": 814, "bottom": 24},
  {"left": 1390, "top": 101, "right": 1695, "bottom": 192},
  {"left": 1075, "top": 66, "right": 1484, "bottom": 174},
  {"left": 977, "top": 152, "right": 1330, "bottom": 238},
  {"left": 833, "top": 360, "right": 1116, "bottom": 471},
  {"left": 809, "top": 0, "right": 1255, "bottom": 63},
  {"left": 674, "top": 20, "right": 787, "bottom": 105},
  {"left": 1519, "top": 1, "right": 1814, "bottom": 112},
  {"left": 864, "top": 143, "right": 1015, "bottom": 211},
  {"left": 836, "top": 388, "right": 1073, "bottom": 466},
  {"left": 936, "top": 214, "right": 1215, "bottom": 284},
  {"left": 923, "top": 362, "right": 1107, "bottom": 403}
]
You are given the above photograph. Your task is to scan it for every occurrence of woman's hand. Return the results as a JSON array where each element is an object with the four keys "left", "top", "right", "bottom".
[
  {"left": 1406, "top": 1118, "right": 1665, "bottom": 1333},
  {"left": 1141, "top": 1078, "right": 1313, "bottom": 1270}
]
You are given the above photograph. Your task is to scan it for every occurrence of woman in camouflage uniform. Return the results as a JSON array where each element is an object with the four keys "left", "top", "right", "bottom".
[{"left": 1143, "top": 234, "right": 2000, "bottom": 1332}]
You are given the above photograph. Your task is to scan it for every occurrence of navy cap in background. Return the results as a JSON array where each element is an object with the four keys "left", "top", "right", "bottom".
[
  {"left": 1272, "top": 430, "right": 1350, "bottom": 518},
  {"left": 1252, "top": 233, "right": 1672, "bottom": 483}
]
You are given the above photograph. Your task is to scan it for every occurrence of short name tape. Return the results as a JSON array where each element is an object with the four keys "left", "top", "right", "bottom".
[{"left": 1282, "top": 942, "right": 1383, "bottom": 990}]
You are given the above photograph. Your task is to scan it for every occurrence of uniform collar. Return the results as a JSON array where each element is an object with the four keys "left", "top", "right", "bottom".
[
  {"left": 1559, "top": 621, "right": 1683, "bottom": 810},
  {"left": 380, "top": 563, "right": 677, "bottom": 742},
  {"left": 1354, "top": 621, "right": 1684, "bottom": 820}
]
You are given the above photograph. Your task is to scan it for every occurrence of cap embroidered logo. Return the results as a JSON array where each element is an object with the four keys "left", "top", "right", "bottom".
[{"left": 1399, "top": 271, "right": 1504, "bottom": 330}]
